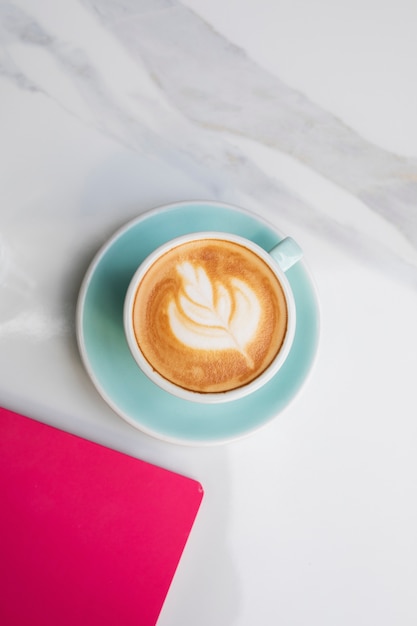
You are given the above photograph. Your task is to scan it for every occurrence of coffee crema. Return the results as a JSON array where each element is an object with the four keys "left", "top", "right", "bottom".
[{"left": 131, "top": 239, "right": 288, "bottom": 393}]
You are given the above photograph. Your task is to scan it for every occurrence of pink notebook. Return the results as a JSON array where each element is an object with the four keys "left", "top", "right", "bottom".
[{"left": 0, "top": 407, "right": 203, "bottom": 626}]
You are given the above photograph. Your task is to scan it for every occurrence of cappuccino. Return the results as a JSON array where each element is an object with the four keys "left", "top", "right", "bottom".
[{"left": 130, "top": 238, "right": 288, "bottom": 393}]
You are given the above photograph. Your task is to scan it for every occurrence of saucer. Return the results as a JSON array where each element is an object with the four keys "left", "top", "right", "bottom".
[{"left": 76, "top": 201, "right": 320, "bottom": 445}]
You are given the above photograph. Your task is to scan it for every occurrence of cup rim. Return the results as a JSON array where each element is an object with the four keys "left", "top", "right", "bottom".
[{"left": 123, "top": 231, "right": 297, "bottom": 404}]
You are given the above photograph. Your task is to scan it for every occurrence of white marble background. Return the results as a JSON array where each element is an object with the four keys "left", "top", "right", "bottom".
[{"left": 1, "top": 1, "right": 417, "bottom": 625}]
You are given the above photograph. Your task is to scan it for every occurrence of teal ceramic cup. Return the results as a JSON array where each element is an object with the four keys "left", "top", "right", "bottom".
[{"left": 124, "top": 231, "right": 303, "bottom": 404}]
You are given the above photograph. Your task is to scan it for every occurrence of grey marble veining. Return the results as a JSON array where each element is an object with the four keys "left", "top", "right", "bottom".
[
  {"left": 1, "top": 0, "right": 417, "bottom": 289},
  {"left": 85, "top": 0, "right": 417, "bottom": 236}
]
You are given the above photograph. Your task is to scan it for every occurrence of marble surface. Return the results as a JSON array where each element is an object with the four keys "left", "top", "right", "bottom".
[{"left": 1, "top": 0, "right": 417, "bottom": 624}]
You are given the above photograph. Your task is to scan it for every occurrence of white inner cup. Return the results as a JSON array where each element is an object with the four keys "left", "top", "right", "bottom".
[{"left": 124, "top": 232, "right": 303, "bottom": 403}]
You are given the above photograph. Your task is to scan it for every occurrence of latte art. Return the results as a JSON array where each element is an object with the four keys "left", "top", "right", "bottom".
[
  {"left": 168, "top": 262, "right": 261, "bottom": 368},
  {"left": 131, "top": 239, "right": 288, "bottom": 393}
]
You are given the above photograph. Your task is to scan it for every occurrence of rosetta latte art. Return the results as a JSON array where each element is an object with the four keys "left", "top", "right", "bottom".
[
  {"left": 132, "top": 238, "right": 287, "bottom": 393},
  {"left": 168, "top": 262, "right": 261, "bottom": 368}
]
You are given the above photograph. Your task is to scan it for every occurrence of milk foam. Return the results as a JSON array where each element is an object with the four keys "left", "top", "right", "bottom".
[
  {"left": 167, "top": 261, "right": 261, "bottom": 367},
  {"left": 132, "top": 238, "right": 288, "bottom": 393}
]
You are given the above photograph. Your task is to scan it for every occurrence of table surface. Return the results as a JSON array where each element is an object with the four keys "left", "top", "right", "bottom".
[{"left": 1, "top": 1, "right": 417, "bottom": 624}]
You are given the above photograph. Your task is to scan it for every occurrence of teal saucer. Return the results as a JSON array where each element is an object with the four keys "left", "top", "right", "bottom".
[{"left": 76, "top": 201, "right": 320, "bottom": 445}]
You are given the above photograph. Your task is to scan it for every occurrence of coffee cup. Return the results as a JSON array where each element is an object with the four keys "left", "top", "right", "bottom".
[{"left": 124, "top": 232, "right": 302, "bottom": 403}]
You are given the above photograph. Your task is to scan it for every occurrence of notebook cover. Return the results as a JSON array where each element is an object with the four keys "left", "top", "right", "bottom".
[{"left": 0, "top": 406, "right": 204, "bottom": 626}]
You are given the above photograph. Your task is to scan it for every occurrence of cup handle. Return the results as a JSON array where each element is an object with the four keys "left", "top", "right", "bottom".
[{"left": 269, "top": 237, "right": 303, "bottom": 272}]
